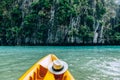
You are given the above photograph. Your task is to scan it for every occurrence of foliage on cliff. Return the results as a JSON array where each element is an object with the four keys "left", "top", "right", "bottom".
[{"left": 0, "top": 0, "right": 120, "bottom": 45}]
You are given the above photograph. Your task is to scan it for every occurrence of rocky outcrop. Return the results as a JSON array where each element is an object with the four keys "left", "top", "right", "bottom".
[{"left": 0, "top": 0, "right": 120, "bottom": 45}]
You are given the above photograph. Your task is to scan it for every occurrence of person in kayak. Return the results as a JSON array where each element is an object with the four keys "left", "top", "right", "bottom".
[{"left": 48, "top": 60, "right": 68, "bottom": 80}]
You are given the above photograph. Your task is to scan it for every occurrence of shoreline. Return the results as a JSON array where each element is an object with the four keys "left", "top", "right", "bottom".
[{"left": 1, "top": 43, "right": 120, "bottom": 46}]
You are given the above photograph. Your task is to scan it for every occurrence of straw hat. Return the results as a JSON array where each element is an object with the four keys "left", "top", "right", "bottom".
[{"left": 48, "top": 60, "right": 68, "bottom": 75}]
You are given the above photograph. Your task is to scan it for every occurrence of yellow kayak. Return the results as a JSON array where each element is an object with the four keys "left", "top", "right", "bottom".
[{"left": 19, "top": 54, "right": 75, "bottom": 80}]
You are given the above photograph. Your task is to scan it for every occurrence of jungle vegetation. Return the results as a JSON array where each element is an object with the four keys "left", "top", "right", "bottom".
[{"left": 0, "top": 0, "right": 120, "bottom": 45}]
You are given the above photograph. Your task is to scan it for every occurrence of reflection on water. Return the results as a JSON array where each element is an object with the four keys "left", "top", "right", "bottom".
[
  {"left": 86, "top": 57, "right": 120, "bottom": 79},
  {"left": 97, "top": 60, "right": 120, "bottom": 76},
  {"left": 0, "top": 46, "right": 120, "bottom": 80}
]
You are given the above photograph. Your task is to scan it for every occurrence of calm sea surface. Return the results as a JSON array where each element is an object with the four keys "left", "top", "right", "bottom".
[{"left": 0, "top": 46, "right": 120, "bottom": 80}]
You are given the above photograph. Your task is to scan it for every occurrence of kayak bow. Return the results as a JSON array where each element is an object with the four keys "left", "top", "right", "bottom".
[{"left": 19, "top": 54, "right": 75, "bottom": 80}]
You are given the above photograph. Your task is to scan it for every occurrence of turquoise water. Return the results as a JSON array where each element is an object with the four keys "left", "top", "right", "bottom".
[{"left": 0, "top": 46, "right": 120, "bottom": 80}]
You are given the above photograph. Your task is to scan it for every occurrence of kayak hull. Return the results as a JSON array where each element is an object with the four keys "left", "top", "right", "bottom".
[{"left": 19, "top": 54, "right": 75, "bottom": 80}]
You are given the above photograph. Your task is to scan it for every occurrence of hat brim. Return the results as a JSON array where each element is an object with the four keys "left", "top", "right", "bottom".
[{"left": 48, "top": 60, "right": 68, "bottom": 75}]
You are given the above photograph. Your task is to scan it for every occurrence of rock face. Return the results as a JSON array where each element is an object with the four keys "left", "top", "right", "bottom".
[{"left": 0, "top": 0, "right": 120, "bottom": 45}]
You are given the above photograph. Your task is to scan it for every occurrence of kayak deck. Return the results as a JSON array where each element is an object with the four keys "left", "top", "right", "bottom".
[{"left": 19, "top": 54, "right": 75, "bottom": 80}]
